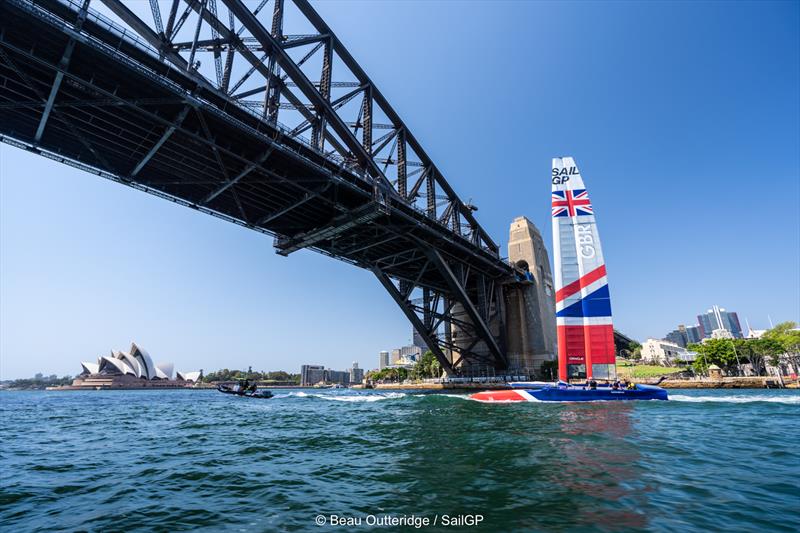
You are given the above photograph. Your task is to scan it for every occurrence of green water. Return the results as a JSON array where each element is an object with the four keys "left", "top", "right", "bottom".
[{"left": 1, "top": 389, "right": 798, "bottom": 532}]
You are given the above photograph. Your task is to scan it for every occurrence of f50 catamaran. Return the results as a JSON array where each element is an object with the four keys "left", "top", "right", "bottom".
[{"left": 472, "top": 157, "right": 667, "bottom": 402}]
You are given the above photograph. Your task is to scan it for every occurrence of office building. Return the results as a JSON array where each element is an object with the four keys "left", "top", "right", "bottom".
[
  {"left": 697, "top": 305, "right": 742, "bottom": 339},
  {"left": 301, "top": 364, "right": 351, "bottom": 386},
  {"left": 412, "top": 327, "right": 427, "bottom": 351},
  {"left": 349, "top": 362, "right": 364, "bottom": 384},
  {"left": 301, "top": 365, "right": 325, "bottom": 386},
  {"left": 379, "top": 351, "right": 390, "bottom": 370},
  {"left": 665, "top": 324, "right": 703, "bottom": 348},
  {"left": 326, "top": 370, "right": 350, "bottom": 386}
]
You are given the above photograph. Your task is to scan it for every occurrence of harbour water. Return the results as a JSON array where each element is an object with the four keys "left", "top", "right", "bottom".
[{"left": 1, "top": 389, "right": 798, "bottom": 532}]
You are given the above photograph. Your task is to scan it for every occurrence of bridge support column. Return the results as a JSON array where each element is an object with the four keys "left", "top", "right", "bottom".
[{"left": 371, "top": 266, "right": 454, "bottom": 375}]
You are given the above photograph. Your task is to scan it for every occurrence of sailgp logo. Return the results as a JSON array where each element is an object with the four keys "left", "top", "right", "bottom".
[{"left": 552, "top": 166, "right": 578, "bottom": 184}]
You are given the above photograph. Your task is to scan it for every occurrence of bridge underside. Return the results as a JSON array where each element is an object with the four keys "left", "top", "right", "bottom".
[{"left": 0, "top": 0, "right": 519, "bottom": 374}]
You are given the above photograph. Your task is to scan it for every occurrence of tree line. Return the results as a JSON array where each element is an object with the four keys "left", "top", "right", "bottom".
[
  {"left": 202, "top": 367, "right": 301, "bottom": 383},
  {"left": 688, "top": 321, "right": 800, "bottom": 376},
  {"left": 365, "top": 351, "right": 441, "bottom": 383},
  {"left": 1, "top": 373, "right": 73, "bottom": 390}
]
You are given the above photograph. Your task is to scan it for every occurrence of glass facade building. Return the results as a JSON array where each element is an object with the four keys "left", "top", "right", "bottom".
[{"left": 697, "top": 305, "right": 742, "bottom": 339}]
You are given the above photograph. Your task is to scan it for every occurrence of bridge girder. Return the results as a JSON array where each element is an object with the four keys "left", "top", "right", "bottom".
[{"left": 0, "top": 0, "right": 516, "bottom": 373}]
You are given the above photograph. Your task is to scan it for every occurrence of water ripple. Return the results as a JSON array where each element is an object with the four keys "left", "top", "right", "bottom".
[{"left": 1, "top": 389, "right": 798, "bottom": 532}]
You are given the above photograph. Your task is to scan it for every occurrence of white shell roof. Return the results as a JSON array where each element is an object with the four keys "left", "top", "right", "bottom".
[
  {"left": 155, "top": 362, "right": 174, "bottom": 380},
  {"left": 81, "top": 362, "right": 100, "bottom": 375},
  {"left": 98, "top": 356, "right": 135, "bottom": 376},
  {"left": 79, "top": 343, "right": 182, "bottom": 381},
  {"left": 130, "top": 343, "right": 157, "bottom": 380},
  {"left": 177, "top": 371, "right": 201, "bottom": 382},
  {"left": 116, "top": 351, "right": 143, "bottom": 378}
]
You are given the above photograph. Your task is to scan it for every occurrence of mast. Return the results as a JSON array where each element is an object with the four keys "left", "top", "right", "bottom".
[{"left": 551, "top": 157, "right": 615, "bottom": 382}]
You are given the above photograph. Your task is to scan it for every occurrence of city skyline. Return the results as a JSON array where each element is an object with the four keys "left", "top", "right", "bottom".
[{"left": 2, "top": 0, "right": 799, "bottom": 378}]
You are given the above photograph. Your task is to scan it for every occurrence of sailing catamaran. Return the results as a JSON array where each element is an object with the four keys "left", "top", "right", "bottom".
[{"left": 472, "top": 157, "right": 668, "bottom": 402}]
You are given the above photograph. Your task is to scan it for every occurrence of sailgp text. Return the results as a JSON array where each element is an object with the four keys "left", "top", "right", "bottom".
[{"left": 552, "top": 166, "right": 579, "bottom": 184}]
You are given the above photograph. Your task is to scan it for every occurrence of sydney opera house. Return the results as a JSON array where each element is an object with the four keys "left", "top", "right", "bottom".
[{"left": 61, "top": 343, "right": 201, "bottom": 390}]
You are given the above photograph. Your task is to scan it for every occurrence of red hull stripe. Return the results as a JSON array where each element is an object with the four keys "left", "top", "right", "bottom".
[
  {"left": 470, "top": 390, "right": 527, "bottom": 402},
  {"left": 555, "top": 265, "right": 607, "bottom": 303}
]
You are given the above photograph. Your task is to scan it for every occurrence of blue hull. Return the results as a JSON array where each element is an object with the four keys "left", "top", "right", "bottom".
[{"left": 527, "top": 384, "right": 668, "bottom": 402}]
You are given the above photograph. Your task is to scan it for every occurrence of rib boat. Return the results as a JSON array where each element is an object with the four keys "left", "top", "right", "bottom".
[
  {"left": 472, "top": 157, "right": 667, "bottom": 402},
  {"left": 217, "top": 383, "right": 274, "bottom": 399}
]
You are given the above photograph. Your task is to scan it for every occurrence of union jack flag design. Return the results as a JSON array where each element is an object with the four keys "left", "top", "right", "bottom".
[{"left": 552, "top": 189, "right": 593, "bottom": 217}]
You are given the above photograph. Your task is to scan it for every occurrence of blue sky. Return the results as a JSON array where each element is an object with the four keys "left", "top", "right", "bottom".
[{"left": 1, "top": 0, "right": 798, "bottom": 379}]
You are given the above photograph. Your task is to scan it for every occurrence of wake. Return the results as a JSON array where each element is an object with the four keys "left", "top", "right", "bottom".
[
  {"left": 274, "top": 391, "right": 408, "bottom": 402},
  {"left": 669, "top": 394, "right": 800, "bottom": 404}
]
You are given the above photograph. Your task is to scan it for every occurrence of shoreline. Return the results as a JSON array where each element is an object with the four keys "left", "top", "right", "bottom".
[
  {"left": 370, "top": 377, "right": 798, "bottom": 391},
  {"left": 7, "top": 377, "right": 795, "bottom": 392}
]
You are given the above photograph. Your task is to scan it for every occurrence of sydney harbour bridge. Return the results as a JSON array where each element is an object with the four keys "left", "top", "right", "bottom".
[{"left": 0, "top": 0, "right": 541, "bottom": 375}]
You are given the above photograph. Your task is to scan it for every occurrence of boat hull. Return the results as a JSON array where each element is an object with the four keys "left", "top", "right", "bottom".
[
  {"left": 217, "top": 385, "right": 274, "bottom": 399},
  {"left": 471, "top": 384, "right": 668, "bottom": 402}
]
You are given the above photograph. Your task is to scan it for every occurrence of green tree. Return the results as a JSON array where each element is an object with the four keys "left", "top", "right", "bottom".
[
  {"left": 689, "top": 339, "right": 739, "bottom": 375},
  {"left": 630, "top": 344, "right": 642, "bottom": 362},
  {"left": 366, "top": 367, "right": 408, "bottom": 383},
  {"left": 746, "top": 338, "right": 783, "bottom": 375},
  {"left": 763, "top": 321, "right": 800, "bottom": 373},
  {"left": 411, "top": 351, "right": 441, "bottom": 380}
]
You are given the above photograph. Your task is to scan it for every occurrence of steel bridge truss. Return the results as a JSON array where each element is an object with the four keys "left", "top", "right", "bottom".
[{"left": 0, "top": 0, "right": 515, "bottom": 373}]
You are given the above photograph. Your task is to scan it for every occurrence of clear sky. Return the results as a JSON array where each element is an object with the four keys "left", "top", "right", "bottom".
[{"left": 1, "top": 0, "right": 798, "bottom": 379}]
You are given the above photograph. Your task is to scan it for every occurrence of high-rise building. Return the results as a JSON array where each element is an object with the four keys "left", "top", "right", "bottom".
[
  {"left": 349, "top": 362, "right": 364, "bottom": 384},
  {"left": 665, "top": 328, "right": 688, "bottom": 348},
  {"left": 412, "top": 327, "right": 427, "bottom": 351},
  {"left": 665, "top": 324, "right": 703, "bottom": 348},
  {"left": 697, "top": 305, "right": 742, "bottom": 339},
  {"left": 686, "top": 325, "right": 702, "bottom": 344},
  {"left": 300, "top": 365, "right": 325, "bottom": 386},
  {"left": 379, "top": 351, "right": 390, "bottom": 370}
]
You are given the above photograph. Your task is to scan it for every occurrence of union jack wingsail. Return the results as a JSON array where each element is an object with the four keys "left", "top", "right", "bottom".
[{"left": 551, "top": 157, "right": 615, "bottom": 381}]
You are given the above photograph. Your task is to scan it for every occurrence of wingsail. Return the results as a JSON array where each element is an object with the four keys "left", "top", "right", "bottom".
[{"left": 551, "top": 157, "right": 615, "bottom": 381}]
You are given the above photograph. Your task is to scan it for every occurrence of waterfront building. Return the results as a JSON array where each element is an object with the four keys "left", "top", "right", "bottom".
[
  {"left": 379, "top": 351, "right": 390, "bottom": 370},
  {"left": 641, "top": 339, "right": 695, "bottom": 366},
  {"left": 301, "top": 364, "right": 351, "bottom": 386},
  {"left": 326, "top": 370, "right": 350, "bottom": 386},
  {"left": 390, "top": 349, "right": 401, "bottom": 364},
  {"left": 349, "top": 362, "right": 364, "bottom": 384},
  {"left": 697, "top": 305, "right": 742, "bottom": 339},
  {"left": 63, "top": 343, "right": 200, "bottom": 389},
  {"left": 301, "top": 364, "right": 325, "bottom": 386}
]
